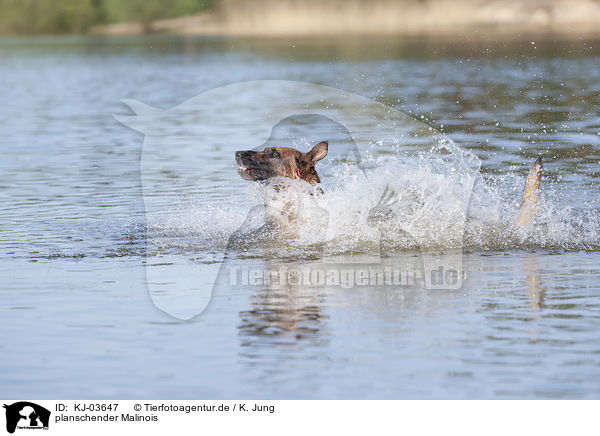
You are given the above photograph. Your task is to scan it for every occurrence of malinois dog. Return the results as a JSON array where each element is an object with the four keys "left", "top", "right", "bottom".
[
  {"left": 235, "top": 141, "right": 329, "bottom": 231},
  {"left": 235, "top": 141, "right": 542, "bottom": 228},
  {"left": 235, "top": 141, "right": 328, "bottom": 185}
]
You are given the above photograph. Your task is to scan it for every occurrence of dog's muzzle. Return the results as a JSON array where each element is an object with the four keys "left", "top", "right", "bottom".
[{"left": 235, "top": 150, "right": 273, "bottom": 181}]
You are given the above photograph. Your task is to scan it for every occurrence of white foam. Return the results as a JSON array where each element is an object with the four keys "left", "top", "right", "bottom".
[{"left": 146, "top": 138, "right": 600, "bottom": 257}]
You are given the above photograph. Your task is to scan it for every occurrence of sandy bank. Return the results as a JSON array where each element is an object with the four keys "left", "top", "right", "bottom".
[{"left": 92, "top": 0, "right": 600, "bottom": 37}]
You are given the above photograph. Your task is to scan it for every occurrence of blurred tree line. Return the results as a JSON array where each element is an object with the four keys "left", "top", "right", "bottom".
[{"left": 0, "top": 0, "right": 215, "bottom": 34}]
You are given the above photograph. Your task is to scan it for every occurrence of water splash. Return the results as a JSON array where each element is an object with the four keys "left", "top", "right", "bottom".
[{"left": 145, "top": 137, "right": 600, "bottom": 258}]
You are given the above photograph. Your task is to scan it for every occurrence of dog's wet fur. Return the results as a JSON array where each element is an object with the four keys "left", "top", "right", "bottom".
[
  {"left": 514, "top": 156, "right": 543, "bottom": 226},
  {"left": 236, "top": 141, "right": 328, "bottom": 185}
]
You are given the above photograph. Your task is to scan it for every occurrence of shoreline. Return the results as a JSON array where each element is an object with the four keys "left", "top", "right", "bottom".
[{"left": 90, "top": 0, "right": 600, "bottom": 37}]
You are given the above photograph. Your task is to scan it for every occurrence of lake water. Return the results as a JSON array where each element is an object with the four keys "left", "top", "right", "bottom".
[{"left": 1, "top": 35, "right": 599, "bottom": 399}]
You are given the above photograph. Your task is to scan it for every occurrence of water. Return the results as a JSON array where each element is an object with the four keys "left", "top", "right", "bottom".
[{"left": 1, "top": 35, "right": 599, "bottom": 398}]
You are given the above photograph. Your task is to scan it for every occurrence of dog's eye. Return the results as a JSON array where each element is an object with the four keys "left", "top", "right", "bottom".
[{"left": 266, "top": 148, "right": 279, "bottom": 158}]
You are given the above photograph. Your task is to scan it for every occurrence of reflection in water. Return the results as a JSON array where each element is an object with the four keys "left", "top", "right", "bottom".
[
  {"left": 522, "top": 253, "right": 545, "bottom": 344},
  {"left": 238, "top": 259, "right": 329, "bottom": 348},
  {"left": 524, "top": 254, "right": 544, "bottom": 310},
  {"left": 235, "top": 252, "right": 462, "bottom": 354}
]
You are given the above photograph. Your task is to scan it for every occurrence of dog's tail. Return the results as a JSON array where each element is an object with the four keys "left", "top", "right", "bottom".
[{"left": 514, "top": 156, "right": 543, "bottom": 227}]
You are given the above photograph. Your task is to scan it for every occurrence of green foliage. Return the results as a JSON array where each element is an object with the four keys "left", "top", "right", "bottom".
[
  {"left": 0, "top": 0, "right": 215, "bottom": 34},
  {"left": 0, "top": 0, "right": 96, "bottom": 33},
  {"left": 101, "top": 0, "right": 215, "bottom": 32}
]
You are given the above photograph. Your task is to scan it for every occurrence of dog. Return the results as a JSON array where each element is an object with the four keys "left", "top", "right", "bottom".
[
  {"left": 235, "top": 141, "right": 329, "bottom": 234},
  {"left": 235, "top": 141, "right": 328, "bottom": 185},
  {"left": 235, "top": 141, "right": 543, "bottom": 229}
]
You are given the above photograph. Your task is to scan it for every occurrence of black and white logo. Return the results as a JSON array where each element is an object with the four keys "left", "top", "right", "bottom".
[{"left": 3, "top": 402, "right": 50, "bottom": 433}]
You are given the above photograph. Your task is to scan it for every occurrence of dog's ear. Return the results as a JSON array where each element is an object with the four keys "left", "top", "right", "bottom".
[{"left": 301, "top": 141, "right": 328, "bottom": 166}]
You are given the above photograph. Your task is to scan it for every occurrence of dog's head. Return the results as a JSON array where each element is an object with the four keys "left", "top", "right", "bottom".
[{"left": 235, "top": 141, "right": 328, "bottom": 184}]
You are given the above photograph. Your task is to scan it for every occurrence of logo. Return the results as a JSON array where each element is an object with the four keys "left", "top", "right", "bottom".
[{"left": 3, "top": 402, "right": 50, "bottom": 433}]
